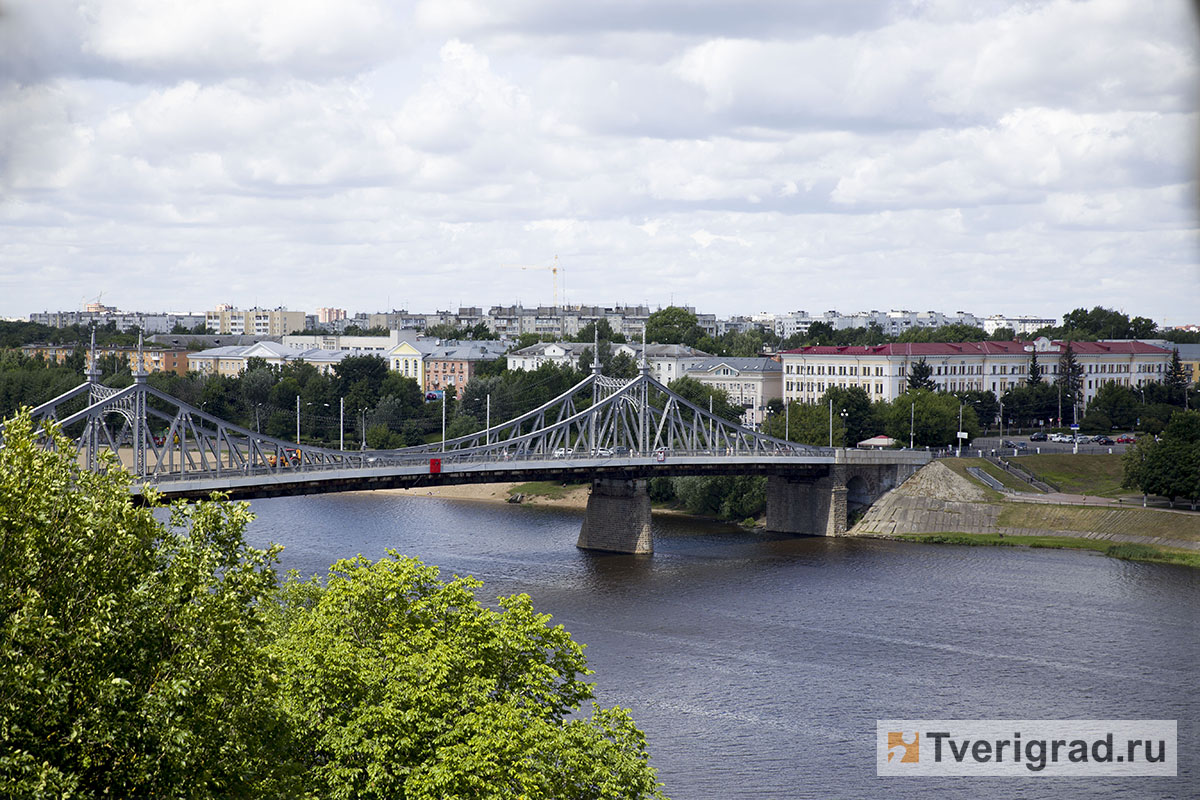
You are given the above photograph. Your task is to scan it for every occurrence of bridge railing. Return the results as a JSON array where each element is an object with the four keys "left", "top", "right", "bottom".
[{"left": 138, "top": 444, "right": 841, "bottom": 485}]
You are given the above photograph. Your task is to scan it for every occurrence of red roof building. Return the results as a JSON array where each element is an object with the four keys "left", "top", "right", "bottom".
[{"left": 778, "top": 337, "right": 1172, "bottom": 407}]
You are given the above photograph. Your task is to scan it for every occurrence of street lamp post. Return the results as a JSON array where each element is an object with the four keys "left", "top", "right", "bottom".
[
  {"left": 839, "top": 408, "right": 848, "bottom": 448},
  {"left": 784, "top": 400, "right": 789, "bottom": 443},
  {"left": 339, "top": 397, "right": 344, "bottom": 451},
  {"left": 828, "top": 398, "right": 833, "bottom": 448},
  {"left": 957, "top": 402, "right": 964, "bottom": 457},
  {"left": 910, "top": 401, "right": 915, "bottom": 449},
  {"left": 296, "top": 395, "right": 300, "bottom": 443}
]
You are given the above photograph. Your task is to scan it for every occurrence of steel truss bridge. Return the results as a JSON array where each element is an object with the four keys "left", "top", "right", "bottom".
[{"left": 17, "top": 361, "right": 856, "bottom": 501}]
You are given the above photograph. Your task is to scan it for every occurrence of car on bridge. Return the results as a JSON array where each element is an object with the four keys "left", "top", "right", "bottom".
[
  {"left": 591, "top": 447, "right": 614, "bottom": 457},
  {"left": 553, "top": 447, "right": 574, "bottom": 458}
]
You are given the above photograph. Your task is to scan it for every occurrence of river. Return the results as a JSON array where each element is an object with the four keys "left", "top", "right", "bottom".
[{"left": 242, "top": 491, "right": 1198, "bottom": 800}]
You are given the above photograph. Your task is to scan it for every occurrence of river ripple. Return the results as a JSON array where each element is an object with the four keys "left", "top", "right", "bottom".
[{"left": 242, "top": 492, "right": 1198, "bottom": 800}]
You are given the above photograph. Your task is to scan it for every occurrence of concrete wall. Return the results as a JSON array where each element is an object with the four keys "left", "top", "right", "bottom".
[
  {"left": 577, "top": 479, "right": 653, "bottom": 554},
  {"left": 766, "top": 461, "right": 923, "bottom": 537}
]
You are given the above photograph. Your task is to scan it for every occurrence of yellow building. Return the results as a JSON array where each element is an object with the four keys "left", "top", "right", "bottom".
[{"left": 388, "top": 341, "right": 426, "bottom": 387}]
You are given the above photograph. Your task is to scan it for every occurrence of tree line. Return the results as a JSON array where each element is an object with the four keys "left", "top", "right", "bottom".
[{"left": 0, "top": 414, "right": 667, "bottom": 798}]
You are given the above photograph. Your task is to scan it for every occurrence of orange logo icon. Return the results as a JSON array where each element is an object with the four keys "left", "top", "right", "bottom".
[{"left": 887, "top": 731, "right": 920, "bottom": 763}]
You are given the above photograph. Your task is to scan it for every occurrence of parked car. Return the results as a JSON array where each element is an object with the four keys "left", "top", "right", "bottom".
[
  {"left": 1030, "top": 431, "right": 1048, "bottom": 441},
  {"left": 1049, "top": 433, "right": 1068, "bottom": 442},
  {"left": 1093, "top": 435, "right": 1114, "bottom": 445},
  {"left": 553, "top": 447, "right": 573, "bottom": 458},
  {"left": 591, "top": 447, "right": 614, "bottom": 457},
  {"left": 613, "top": 445, "right": 630, "bottom": 457},
  {"left": 1115, "top": 434, "right": 1137, "bottom": 444}
]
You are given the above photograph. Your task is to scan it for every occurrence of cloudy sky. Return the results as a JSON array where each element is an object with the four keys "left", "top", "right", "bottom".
[{"left": 2, "top": 0, "right": 1197, "bottom": 325}]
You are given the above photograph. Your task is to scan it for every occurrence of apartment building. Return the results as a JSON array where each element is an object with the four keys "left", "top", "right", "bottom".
[
  {"left": 205, "top": 306, "right": 306, "bottom": 336},
  {"left": 422, "top": 341, "right": 508, "bottom": 399},
  {"left": 506, "top": 341, "right": 709, "bottom": 382},
  {"left": 779, "top": 338, "right": 1173, "bottom": 407},
  {"left": 982, "top": 315, "right": 1059, "bottom": 336},
  {"left": 30, "top": 310, "right": 206, "bottom": 333}
]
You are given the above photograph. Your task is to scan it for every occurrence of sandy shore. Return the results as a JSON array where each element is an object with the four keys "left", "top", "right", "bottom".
[{"left": 385, "top": 482, "right": 592, "bottom": 510}]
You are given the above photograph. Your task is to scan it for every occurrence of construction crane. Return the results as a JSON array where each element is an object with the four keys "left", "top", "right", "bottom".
[{"left": 502, "top": 255, "right": 563, "bottom": 309}]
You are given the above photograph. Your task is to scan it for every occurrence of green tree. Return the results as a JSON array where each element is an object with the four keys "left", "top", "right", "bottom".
[
  {"left": 267, "top": 553, "right": 667, "bottom": 800},
  {"left": 1055, "top": 342, "right": 1084, "bottom": 420},
  {"left": 1164, "top": 348, "right": 1188, "bottom": 406},
  {"left": 334, "top": 355, "right": 390, "bottom": 403},
  {"left": 0, "top": 413, "right": 294, "bottom": 798},
  {"left": 821, "top": 386, "right": 877, "bottom": 446},
  {"left": 1027, "top": 349, "right": 1043, "bottom": 385},
  {"left": 606, "top": 351, "right": 639, "bottom": 379},
  {"left": 990, "top": 326, "right": 1016, "bottom": 341},
  {"left": 1087, "top": 381, "right": 1139, "bottom": 430},
  {"left": 883, "top": 390, "right": 974, "bottom": 448},
  {"left": 762, "top": 399, "right": 843, "bottom": 447},
  {"left": 572, "top": 319, "right": 626, "bottom": 344},
  {"left": 664, "top": 376, "right": 743, "bottom": 424},
  {"left": 907, "top": 358, "right": 936, "bottom": 391},
  {"left": 644, "top": 306, "right": 703, "bottom": 346}
]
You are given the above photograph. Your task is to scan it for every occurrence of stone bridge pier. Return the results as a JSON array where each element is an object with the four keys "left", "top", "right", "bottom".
[
  {"left": 766, "top": 456, "right": 925, "bottom": 537},
  {"left": 577, "top": 479, "right": 654, "bottom": 554}
]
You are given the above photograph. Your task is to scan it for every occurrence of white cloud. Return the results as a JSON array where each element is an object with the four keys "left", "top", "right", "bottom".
[{"left": 0, "top": 0, "right": 1196, "bottom": 322}]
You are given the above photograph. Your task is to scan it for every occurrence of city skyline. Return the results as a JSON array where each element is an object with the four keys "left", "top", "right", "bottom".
[{"left": 2, "top": 1, "right": 1197, "bottom": 323}]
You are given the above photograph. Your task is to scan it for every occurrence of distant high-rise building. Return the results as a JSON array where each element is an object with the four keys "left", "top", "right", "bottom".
[{"left": 204, "top": 307, "right": 307, "bottom": 336}]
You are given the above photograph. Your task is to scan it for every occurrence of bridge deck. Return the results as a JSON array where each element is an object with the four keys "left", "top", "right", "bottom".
[{"left": 136, "top": 450, "right": 931, "bottom": 502}]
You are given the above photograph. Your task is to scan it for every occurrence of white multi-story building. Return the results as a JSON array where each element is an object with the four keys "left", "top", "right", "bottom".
[
  {"left": 29, "top": 309, "right": 206, "bottom": 333},
  {"left": 506, "top": 341, "right": 709, "bottom": 381},
  {"left": 772, "top": 309, "right": 987, "bottom": 339},
  {"left": 685, "top": 357, "right": 782, "bottom": 429},
  {"left": 282, "top": 330, "right": 414, "bottom": 354},
  {"left": 779, "top": 338, "right": 1173, "bottom": 408},
  {"left": 643, "top": 344, "right": 710, "bottom": 384},
  {"left": 982, "top": 315, "right": 1059, "bottom": 336}
]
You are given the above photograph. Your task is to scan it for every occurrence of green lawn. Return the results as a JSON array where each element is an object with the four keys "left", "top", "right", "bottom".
[
  {"left": 894, "top": 533, "right": 1200, "bottom": 569},
  {"left": 997, "top": 502, "right": 1200, "bottom": 542},
  {"left": 938, "top": 458, "right": 1039, "bottom": 496},
  {"left": 1008, "top": 453, "right": 1125, "bottom": 497},
  {"left": 507, "top": 481, "right": 584, "bottom": 500}
]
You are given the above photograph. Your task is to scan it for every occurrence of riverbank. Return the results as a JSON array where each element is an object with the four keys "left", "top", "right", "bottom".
[
  {"left": 386, "top": 481, "right": 592, "bottom": 509},
  {"left": 850, "top": 460, "right": 1200, "bottom": 568}
]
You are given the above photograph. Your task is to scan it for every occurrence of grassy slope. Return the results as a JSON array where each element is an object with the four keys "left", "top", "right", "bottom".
[
  {"left": 997, "top": 503, "right": 1200, "bottom": 542},
  {"left": 888, "top": 456, "right": 1200, "bottom": 568},
  {"left": 507, "top": 481, "right": 584, "bottom": 500},
  {"left": 1009, "top": 453, "right": 1125, "bottom": 497},
  {"left": 938, "top": 457, "right": 1037, "bottom": 496},
  {"left": 895, "top": 533, "right": 1200, "bottom": 569}
]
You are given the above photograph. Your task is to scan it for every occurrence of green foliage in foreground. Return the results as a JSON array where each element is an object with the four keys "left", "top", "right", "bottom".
[
  {"left": 0, "top": 411, "right": 667, "bottom": 799},
  {"left": 893, "top": 533, "right": 1200, "bottom": 568}
]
